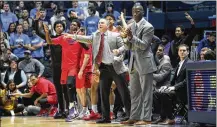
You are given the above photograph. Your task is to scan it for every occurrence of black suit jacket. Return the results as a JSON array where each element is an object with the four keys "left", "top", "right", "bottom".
[{"left": 171, "top": 57, "right": 192, "bottom": 103}]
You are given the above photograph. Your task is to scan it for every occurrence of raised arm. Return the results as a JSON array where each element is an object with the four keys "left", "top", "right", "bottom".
[
  {"left": 183, "top": 12, "right": 196, "bottom": 48},
  {"left": 120, "top": 12, "right": 128, "bottom": 29},
  {"left": 34, "top": 11, "right": 46, "bottom": 39},
  {"left": 43, "top": 24, "right": 53, "bottom": 45},
  {"left": 63, "top": 33, "right": 93, "bottom": 44}
]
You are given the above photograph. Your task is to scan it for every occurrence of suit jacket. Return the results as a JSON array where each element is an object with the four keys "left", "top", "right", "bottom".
[
  {"left": 121, "top": 18, "right": 157, "bottom": 75},
  {"left": 171, "top": 57, "right": 192, "bottom": 102},
  {"left": 153, "top": 55, "right": 172, "bottom": 89},
  {"left": 75, "top": 30, "right": 128, "bottom": 74}
]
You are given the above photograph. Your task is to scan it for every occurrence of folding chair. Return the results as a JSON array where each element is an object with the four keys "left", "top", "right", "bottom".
[{"left": 173, "top": 99, "right": 188, "bottom": 123}]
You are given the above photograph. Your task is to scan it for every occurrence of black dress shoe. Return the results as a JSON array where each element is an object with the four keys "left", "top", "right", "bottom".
[
  {"left": 54, "top": 112, "right": 64, "bottom": 119},
  {"left": 62, "top": 111, "right": 68, "bottom": 118},
  {"left": 119, "top": 116, "right": 129, "bottom": 121},
  {"left": 96, "top": 118, "right": 111, "bottom": 123},
  {"left": 54, "top": 111, "right": 67, "bottom": 119}
]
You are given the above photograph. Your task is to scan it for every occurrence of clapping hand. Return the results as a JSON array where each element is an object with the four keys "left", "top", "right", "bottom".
[
  {"left": 113, "top": 49, "right": 120, "bottom": 56},
  {"left": 120, "top": 27, "right": 128, "bottom": 38},
  {"left": 120, "top": 12, "right": 124, "bottom": 20},
  {"left": 126, "top": 28, "right": 133, "bottom": 40}
]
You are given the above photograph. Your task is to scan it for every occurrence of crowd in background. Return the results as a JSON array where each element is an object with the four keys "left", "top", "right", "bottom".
[{"left": 0, "top": 0, "right": 216, "bottom": 125}]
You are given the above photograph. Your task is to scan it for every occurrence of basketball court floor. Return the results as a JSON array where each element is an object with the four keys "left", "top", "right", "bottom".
[{"left": 0, "top": 116, "right": 192, "bottom": 127}]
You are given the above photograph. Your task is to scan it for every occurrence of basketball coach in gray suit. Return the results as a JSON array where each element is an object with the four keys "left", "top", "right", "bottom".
[
  {"left": 64, "top": 19, "right": 131, "bottom": 123},
  {"left": 118, "top": 4, "right": 157, "bottom": 125}
]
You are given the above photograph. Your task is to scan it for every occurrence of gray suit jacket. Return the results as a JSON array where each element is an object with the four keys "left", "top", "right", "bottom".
[
  {"left": 75, "top": 30, "right": 128, "bottom": 74},
  {"left": 153, "top": 55, "right": 172, "bottom": 89},
  {"left": 120, "top": 18, "right": 157, "bottom": 75}
]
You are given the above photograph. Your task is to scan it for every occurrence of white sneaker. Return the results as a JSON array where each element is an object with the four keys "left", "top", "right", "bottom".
[{"left": 77, "top": 110, "right": 89, "bottom": 119}]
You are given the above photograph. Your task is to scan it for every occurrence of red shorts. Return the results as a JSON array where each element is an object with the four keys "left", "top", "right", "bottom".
[
  {"left": 76, "top": 72, "right": 92, "bottom": 89},
  {"left": 47, "top": 95, "right": 58, "bottom": 105},
  {"left": 61, "top": 68, "right": 77, "bottom": 85}
]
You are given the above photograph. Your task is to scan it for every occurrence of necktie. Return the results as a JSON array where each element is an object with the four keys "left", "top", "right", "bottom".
[
  {"left": 96, "top": 34, "right": 104, "bottom": 65},
  {"left": 176, "top": 63, "right": 181, "bottom": 76},
  {"left": 135, "top": 24, "right": 138, "bottom": 34}
]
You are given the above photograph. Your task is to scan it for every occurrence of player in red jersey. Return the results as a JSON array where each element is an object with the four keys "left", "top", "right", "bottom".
[
  {"left": 76, "top": 44, "right": 93, "bottom": 119},
  {"left": 44, "top": 20, "right": 88, "bottom": 120}
]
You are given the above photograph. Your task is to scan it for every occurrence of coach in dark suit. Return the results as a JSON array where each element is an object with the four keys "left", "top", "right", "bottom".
[{"left": 153, "top": 44, "right": 192, "bottom": 125}]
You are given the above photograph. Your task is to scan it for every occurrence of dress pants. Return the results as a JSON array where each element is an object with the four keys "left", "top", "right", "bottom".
[
  {"left": 129, "top": 69, "right": 153, "bottom": 121},
  {"left": 154, "top": 91, "right": 176, "bottom": 119},
  {"left": 99, "top": 63, "right": 131, "bottom": 120}
]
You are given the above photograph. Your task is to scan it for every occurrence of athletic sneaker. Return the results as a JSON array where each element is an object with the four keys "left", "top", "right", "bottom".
[
  {"left": 83, "top": 110, "right": 101, "bottom": 120},
  {"left": 65, "top": 107, "right": 79, "bottom": 122}
]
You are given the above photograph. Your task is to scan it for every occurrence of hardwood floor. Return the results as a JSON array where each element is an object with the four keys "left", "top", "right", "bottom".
[{"left": 1, "top": 116, "right": 191, "bottom": 127}]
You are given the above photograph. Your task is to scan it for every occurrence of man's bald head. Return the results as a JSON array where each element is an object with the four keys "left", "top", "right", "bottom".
[
  {"left": 133, "top": 3, "right": 144, "bottom": 12},
  {"left": 132, "top": 3, "right": 144, "bottom": 23}
]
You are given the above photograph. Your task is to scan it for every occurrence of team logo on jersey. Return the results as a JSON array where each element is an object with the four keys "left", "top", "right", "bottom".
[{"left": 67, "top": 39, "right": 76, "bottom": 45}]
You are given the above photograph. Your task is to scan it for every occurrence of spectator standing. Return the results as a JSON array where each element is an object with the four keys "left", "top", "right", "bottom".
[
  {"left": 169, "top": 12, "right": 196, "bottom": 68},
  {"left": 50, "top": 9, "right": 66, "bottom": 36},
  {"left": 1, "top": 2, "right": 18, "bottom": 32},
  {"left": 3, "top": 22, "right": 16, "bottom": 41},
  {"left": 67, "top": 1, "right": 85, "bottom": 22},
  {"left": 30, "top": 1, "right": 43, "bottom": 19},
  {"left": 10, "top": 24, "right": 30, "bottom": 59},
  {"left": 18, "top": 9, "right": 33, "bottom": 28},
  {"left": 14, "top": 1, "right": 25, "bottom": 19},
  {"left": 84, "top": 4, "right": 100, "bottom": 35},
  {"left": 28, "top": 30, "right": 46, "bottom": 60},
  {"left": 10, "top": 24, "right": 31, "bottom": 59},
  {"left": 102, "top": 2, "right": 120, "bottom": 23},
  {"left": 23, "top": 20, "right": 33, "bottom": 37}
]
